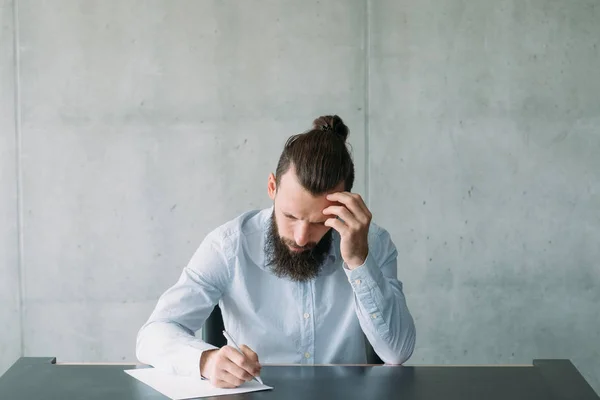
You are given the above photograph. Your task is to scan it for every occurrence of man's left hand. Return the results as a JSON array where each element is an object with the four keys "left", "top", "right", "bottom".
[{"left": 323, "top": 192, "right": 372, "bottom": 270}]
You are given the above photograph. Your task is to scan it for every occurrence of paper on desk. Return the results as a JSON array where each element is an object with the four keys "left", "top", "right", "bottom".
[{"left": 124, "top": 368, "right": 273, "bottom": 400}]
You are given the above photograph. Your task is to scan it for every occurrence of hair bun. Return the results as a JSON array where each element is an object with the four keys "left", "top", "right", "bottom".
[{"left": 313, "top": 115, "right": 349, "bottom": 142}]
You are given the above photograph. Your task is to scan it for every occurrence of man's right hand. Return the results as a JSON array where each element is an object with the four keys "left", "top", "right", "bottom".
[{"left": 199, "top": 345, "right": 262, "bottom": 388}]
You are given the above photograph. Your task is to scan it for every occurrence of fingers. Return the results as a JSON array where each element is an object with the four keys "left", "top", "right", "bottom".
[
  {"left": 212, "top": 371, "right": 245, "bottom": 388},
  {"left": 324, "top": 216, "right": 348, "bottom": 234},
  {"left": 222, "top": 346, "right": 260, "bottom": 378},
  {"left": 240, "top": 344, "right": 260, "bottom": 365},
  {"left": 327, "top": 191, "right": 368, "bottom": 213},
  {"left": 209, "top": 356, "right": 248, "bottom": 388},
  {"left": 239, "top": 344, "right": 261, "bottom": 379},
  {"left": 347, "top": 192, "right": 372, "bottom": 219},
  {"left": 240, "top": 344, "right": 262, "bottom": 380},
  {"left": 222, "top": 359, "right": 254, "bottom": 382},
  {"left": 207, "top": 345, "right": 261, "bottom": 388},
  {"left": 322, "top": 203, "right": 369, "bottom": 229},
  {"left": 325, "top": 192, "right": 372, "bottom": 224},
  {"left": 323, "top": 206, "right": 357, "bottom": 228}
]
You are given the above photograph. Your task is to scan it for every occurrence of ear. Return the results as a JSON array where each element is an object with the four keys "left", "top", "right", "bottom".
[{"left": 267, "top": 173, "right": 277, "bottom": 200}]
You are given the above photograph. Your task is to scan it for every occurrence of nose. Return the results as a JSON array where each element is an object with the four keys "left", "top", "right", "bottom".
[{"left": 294, "top": 222, "right": 310, "bottom": 247}]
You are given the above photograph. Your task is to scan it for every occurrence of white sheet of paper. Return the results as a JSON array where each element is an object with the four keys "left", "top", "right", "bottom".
[{"left": 124, "top": 368, "right": 273, "bottom": 400}]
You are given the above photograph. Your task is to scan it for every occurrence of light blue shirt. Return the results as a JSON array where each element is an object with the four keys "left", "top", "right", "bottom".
[{"left": 136, "top": 207, "right": 416, "bottom": 377}]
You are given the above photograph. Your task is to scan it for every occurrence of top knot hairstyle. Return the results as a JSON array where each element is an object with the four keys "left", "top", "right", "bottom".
[{"left": 275, "top": 115, "right": 355, "bottom": 195}]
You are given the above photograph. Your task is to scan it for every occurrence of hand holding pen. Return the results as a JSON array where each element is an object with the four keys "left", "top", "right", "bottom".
[
  {"left": 222, "top": 330, "right": 264, "bottom": 384},
  {"left": 199, "top": 330, "right": 263, "bottom": 388}
]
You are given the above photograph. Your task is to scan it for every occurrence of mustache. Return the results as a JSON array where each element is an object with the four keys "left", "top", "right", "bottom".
[{"left": 281, "top": 237, "right": 316, "bottom": 251}]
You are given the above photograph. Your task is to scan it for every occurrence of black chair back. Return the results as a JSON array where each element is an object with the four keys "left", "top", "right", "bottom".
[{"left": 203, "top": 305, "right": 227, "bottom": 348}]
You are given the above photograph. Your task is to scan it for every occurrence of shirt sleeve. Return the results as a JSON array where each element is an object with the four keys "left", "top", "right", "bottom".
[
  {"left": 344, "top": 227, "right": 416, "bottom": 364},
  {"left": 135, "top": 229, "right": 232, "bottom": 377}
]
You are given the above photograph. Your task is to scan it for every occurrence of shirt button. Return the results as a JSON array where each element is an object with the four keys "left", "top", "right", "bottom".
[
  {"left": 303, "top": 313, "right": 310, "bottom": 319},
  {"left": 305, "top": 352, "right": 311, "bottom": 359},
  {"left": 355, "top": 279, "right": 361, "bottom": 285},
  {"left": 371, "top": 313, "right": 378, "bottom": 319}
]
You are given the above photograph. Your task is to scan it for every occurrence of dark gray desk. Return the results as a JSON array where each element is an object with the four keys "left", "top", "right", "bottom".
[{"left": 1, "top": 357, "right": 598, "bottom": 400}]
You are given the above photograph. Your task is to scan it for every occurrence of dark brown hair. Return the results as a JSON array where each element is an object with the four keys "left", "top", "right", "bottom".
[{"left": 275, "top": 115, "right": 354, "bottom": 195}]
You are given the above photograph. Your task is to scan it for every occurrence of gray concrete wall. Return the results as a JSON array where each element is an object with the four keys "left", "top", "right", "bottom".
[
  {"left": 369, "top": 0, "right": 600, "bottom": 390},
  {"left": 14, "top": 0, "right": 366, "bottom": 364},
  {"left": 0, "top": 0, "right": 598, "bottom": 393},
  {"left": 0, "top": 0, "right": 21, "bottom": 377}
]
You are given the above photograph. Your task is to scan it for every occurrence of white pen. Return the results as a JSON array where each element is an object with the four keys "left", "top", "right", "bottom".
[{"left": 222, "top": 330, "right": 264, "bottom": 384}]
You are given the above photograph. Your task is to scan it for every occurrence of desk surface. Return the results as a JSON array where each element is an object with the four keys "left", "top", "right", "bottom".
[{"left": 1, "top": 357, "right": 598, "bottom": 400}]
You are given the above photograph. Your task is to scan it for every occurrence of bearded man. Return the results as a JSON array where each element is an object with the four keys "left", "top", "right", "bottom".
[{"left": 136, "top": 115, "right": 416, "bottom": 388}]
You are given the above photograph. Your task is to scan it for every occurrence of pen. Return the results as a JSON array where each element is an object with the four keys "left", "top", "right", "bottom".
[{"left": 222, "top": 330, "right": 264, "bottom": 384}]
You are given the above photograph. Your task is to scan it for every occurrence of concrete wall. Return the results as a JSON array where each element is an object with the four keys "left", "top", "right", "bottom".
[
  {"left": 1, "top": 0, "right": 598, "bottom": 393},
  {"left": 0, "top": 0, "right": 21, "bottom": 377},
  {"left": 14, "top": 0, "right": 366, "bottom": 364},
  {"left": 369, "top": 0, "right": 600, "bottom": 390}
]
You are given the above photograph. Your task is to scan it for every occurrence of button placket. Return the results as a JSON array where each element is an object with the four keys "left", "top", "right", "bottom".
[
  {"left": 299, "top": 281, "right": 315, "bottom": 364},
  {"left": 304, "top": 279, "right": 316, "bottom": 364}
]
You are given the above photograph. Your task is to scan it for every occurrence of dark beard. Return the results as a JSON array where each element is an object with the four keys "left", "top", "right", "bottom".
[{"left": 265, "top": 212, "right": 333, "bottom": 282}]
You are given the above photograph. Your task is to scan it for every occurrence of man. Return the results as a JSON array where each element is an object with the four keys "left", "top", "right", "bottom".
[{"left": 136, "top": 115, "right": 416, "bottom": 388}]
